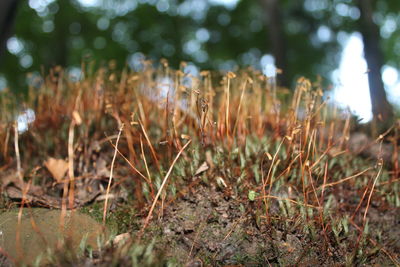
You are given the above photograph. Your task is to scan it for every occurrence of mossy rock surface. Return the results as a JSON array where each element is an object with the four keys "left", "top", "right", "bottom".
[{"left": 0, "top": 208, "right": 108, "bottom": 265}]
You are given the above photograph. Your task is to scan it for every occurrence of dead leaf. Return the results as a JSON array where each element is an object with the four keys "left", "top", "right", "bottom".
[
  {"left": 44, "top": 157, "right": 69, "bottom": 183},
  {"left": 194, "top": 162, "right": 209, "bottom": 176}
]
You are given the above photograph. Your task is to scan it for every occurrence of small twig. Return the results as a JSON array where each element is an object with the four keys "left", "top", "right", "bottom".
[
  {"left": 139, "top": 139, "right": 191, "bottom": 238},
  {"left": 103, "top": 123, "right": 124, "bottom": 224}
]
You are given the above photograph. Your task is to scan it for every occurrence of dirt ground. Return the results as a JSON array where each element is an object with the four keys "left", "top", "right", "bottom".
[
  {"left": 1, "top": 170, "right": 399, "bottom": 266},
  {"left": 135, "top": 183, "right": 400, "bottom": 266}
]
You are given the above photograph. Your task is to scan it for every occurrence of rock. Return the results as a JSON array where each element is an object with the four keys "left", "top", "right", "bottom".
[{"left": 0, "top": 208, "right": 108, "bottom": 265}]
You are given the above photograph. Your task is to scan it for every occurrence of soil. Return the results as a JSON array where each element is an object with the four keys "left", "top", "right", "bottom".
[
  {"left": 0, "top": 178, "right": 399, "bottom": 266},
  {"left": 0, "top": 173, "right": 399, "bottom": 266},
  {"left": 139, "top": 183, "right": 400, "bottom": 266}
]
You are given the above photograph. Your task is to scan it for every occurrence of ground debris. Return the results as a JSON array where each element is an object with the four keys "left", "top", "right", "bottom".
[{"left": 2, "top": 171, "right": 101, "bottom": 209}]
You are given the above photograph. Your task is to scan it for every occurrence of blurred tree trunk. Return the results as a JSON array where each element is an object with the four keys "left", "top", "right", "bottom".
[
  {"left": 52, "top": 0, "right": 68, "bottom": 67},
  {"left": 357, "top": 0, "right": 393, "bottom": 121},
  {"left": 261, "top": 0, "right": 289, "bottom": 88},
  {"left": 0, "top": 0, "right": 19, "bottom": 65}
]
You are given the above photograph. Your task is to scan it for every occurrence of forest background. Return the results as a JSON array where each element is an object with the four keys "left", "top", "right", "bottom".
[{"left": 0, "top": 0, "right": 399, "bottom": 122}]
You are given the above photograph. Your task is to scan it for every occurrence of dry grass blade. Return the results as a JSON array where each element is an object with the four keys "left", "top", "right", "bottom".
[
  {"left": 140, "top": 134, "right": 154, "bottom": 198},
  {"left": 139, "top": 139, "right": 191, "bottom": 238},
  {"left": 67, "top": 120, "right": 76, "bottom": 210},
  {"left": 138, "top": 118, "right": 161, "bottom": 171},
  {"left": 107, "top": 137, "right": 152, "bottom": 186},
  {"left": 320, "top": 167, "right": 372, "bottom": 189},
  {"left": 232, "top": 78, "right": 248, "bottom": 135},
  {"left": 263, "top": 137, "right": 286, "bottom": 220},
  {"left": 13, "top": 122, "right": 22, "bottom": 181},
  {"left": 363, "top": 160, "right": 383, "bottom": 222},
  {"left": 17, "top": 181, "right": 31, "bottom": 259},
  {"left": 103, "top": 123, "right": 124, "bottom": 224},
  {"left": 1, "top": 63, "right": 398, "bottom": 265}
]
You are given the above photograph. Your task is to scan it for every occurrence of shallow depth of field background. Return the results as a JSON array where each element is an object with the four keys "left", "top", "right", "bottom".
[{"left": 1, "top": 0, "right": 399, "bottom": 122}]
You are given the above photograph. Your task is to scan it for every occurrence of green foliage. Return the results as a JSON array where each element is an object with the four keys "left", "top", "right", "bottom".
[
  {"left": 248, "top": 189, "right": 256, "bottom": 201},
  {"left": 2, "top": 0, "right": 400, "bottom": 93}
]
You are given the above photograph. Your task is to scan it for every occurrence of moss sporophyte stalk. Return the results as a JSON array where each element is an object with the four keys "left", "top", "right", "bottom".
[{"left": 0, "top": 64, "right": 398, "bottom": 266}]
